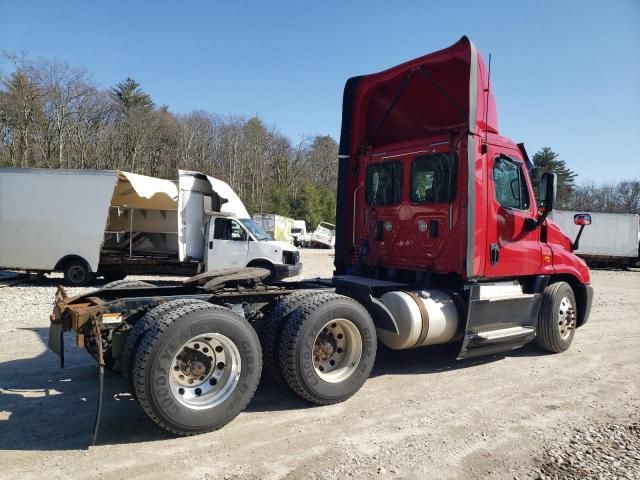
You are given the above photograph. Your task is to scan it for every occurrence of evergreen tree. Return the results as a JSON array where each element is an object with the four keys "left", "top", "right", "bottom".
[
  {"left": 531, "top": 147, "right": 577, "bottom": 207},
  {"left": 110, "top": 77, "right": 155, "bottom": 113}
]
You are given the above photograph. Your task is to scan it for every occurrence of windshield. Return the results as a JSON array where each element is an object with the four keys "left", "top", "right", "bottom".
[
  {"left": 239, "top": 218, "right": 271, "bottom": 241},
  {"left": 292, "top": 228, "right": 302, "bottom": 234}
]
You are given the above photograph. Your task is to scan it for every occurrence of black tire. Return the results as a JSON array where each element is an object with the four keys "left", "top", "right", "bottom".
[
  {"left": 102, "top": 272, "right": 127, "bottom": 282},
  {"left": 261, "top": 290, "right": 334, "bottom": 384},
  {"left": 536, "top": 281, "right": 577, "bottom": 353},
  {"left": 103, "top": 279, "right": 153, "bottom": 289},
  {"left": 121, "top": 298, "right": 205, "bottom": 388},
  {"left": 132, "top": 302, "right": 262, "bottom": 436},
  {"left": 63, "top": 259, "right": 94, "bottom": 287},
  {"left": 278, "top": 293, "right": 377, "bottom": 405}
]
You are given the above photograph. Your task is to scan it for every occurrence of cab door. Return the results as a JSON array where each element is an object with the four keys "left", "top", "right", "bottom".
[
  {"left": 206, "top": 217, "right": 249, "bottom": 270},
  {"left": 484, "top": 150, "right": 542, "bottom": 277}
]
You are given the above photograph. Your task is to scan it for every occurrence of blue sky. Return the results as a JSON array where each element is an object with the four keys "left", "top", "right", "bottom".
[{"left": 1, "top": 0, "right": 638, "bottom": 181}]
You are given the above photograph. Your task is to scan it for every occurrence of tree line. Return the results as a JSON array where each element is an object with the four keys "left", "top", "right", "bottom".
[
  {"left": 1, "top": 52, "right": 637, "bottom": 226},
  {"left": 0, "top": 53, "right": 336, "bottom": 228},
  {"left": 531, "top": 147, "right": 640, "bottom": 215}
]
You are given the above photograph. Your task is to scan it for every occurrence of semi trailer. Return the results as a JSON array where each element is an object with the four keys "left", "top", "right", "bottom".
[
  {"left": 0, "top": 169, "right": 301, "bottom": 285},
  {"left": 49, "top": 36, "right": 593, "bottom": 442}
]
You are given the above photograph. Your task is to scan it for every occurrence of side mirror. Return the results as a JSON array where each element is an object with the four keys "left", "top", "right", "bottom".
[
  {"left": 574, "top": 213, "right": 591, "bottom": 226},
  {"left": 571, "top": 213, "right": 591, "bottom": 252},
  {"left": 539, "top": 172, "right": 557, "bottom": 213},
  {"left": 526, "top": 172, "right": 558, "bottom": 232}
]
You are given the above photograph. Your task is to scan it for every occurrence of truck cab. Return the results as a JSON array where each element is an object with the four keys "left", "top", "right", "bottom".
[
  {"left": 334, "top": 36, "right": 593, "bottom": 358},
  {"left": 180, "top": 171, "right": 301, "bottom": 280},
  {"left": 206, "top": 214, "right": 301, "bottom": 279}
]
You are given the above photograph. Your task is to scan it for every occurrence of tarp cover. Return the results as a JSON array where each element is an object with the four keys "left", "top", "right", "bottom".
[{"left": 111, "top": 171, "right": 178, "bottom": 210}]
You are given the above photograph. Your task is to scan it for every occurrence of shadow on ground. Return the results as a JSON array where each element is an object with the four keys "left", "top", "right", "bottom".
[{"left": 0, "top": 326, "right": 542, "bottom": 451}]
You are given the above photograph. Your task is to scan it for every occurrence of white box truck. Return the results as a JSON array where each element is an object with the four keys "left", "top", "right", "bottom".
[
  {"left": 0, "top": 168, "right": 301, "bottom": 285},
  {"left": 252, "top": 213, "right": 294, "bottom": 243},
  {"left": 549, "top": 210, "right": 640, "bottom": 267}
]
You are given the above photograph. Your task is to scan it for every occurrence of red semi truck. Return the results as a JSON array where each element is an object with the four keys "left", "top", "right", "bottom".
[{"left": 49, "top": 37, "right": 593, "bottom": 440}]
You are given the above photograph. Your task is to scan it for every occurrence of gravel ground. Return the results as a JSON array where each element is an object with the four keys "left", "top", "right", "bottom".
[
  {"left": 536, "top": 416, "right": 640, "bottom": 480},
  {"left": 0, "top": 251, "right": 638, "bottom": 480}
]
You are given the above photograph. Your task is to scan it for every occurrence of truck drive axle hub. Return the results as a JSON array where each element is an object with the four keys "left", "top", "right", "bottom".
[
  {"left": 312, "top": 319, "right": 363, "bottom": 384},
  {"left": 169, "top": 333, "right": 241, "bottom": 410}
]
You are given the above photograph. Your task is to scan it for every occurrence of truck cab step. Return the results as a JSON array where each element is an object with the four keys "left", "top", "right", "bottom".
[{"left": 470, "top": 326, "right": 535, "bottom": 344}]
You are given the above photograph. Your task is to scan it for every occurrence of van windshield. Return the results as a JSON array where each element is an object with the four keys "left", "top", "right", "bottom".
[{"left": 239, "top": 218, "right": 272, "bottom": 241}]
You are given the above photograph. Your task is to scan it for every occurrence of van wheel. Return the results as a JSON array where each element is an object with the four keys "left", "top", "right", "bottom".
[
  {"left": 63, "top": 259, "right": 94, "bottom": 287},
  {"left": 121, "top": 298, "right": 206, "bottom": 390},
  {"left": 278, "top": 293, "right": 377, "bottom": 405},
  {"left": 537, "top": 281, "right": 577, "bottom": 353},
  {"left": 133, "top": 302, "right": 262, "bottom": 435}
]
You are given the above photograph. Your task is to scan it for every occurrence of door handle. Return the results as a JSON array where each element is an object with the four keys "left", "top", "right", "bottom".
[
  {"left": 209, "top": 241, "right": 213, "bottom": 250},
  {"left": 490, "top": 243, "right": 500, "bottom": 266}
]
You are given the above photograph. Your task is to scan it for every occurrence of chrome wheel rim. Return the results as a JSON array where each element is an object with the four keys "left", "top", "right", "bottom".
[
  {"left": 558, "top": 296, "right": 576, "bottom": 339},
  {"left": 169, "top": 333, "right": 241, "bottom": 410},
  {"left": 312, "top": 319, "right": 362, "bottom": 383}
]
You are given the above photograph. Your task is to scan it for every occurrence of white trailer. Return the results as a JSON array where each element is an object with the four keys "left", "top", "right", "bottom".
[
  {"left": 0, "top": 168, "right": 301, "bottom": 285},
  {"left": 549, "top": 210, "right": 640, "bottom": 267}
]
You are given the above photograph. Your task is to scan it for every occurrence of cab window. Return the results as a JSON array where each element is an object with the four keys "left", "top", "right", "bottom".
[
  {"left": 214, "top": 218, "right": 247, "bottom": 241},
  {"left": 493, "top": 156, "right": 530, "bottom": 210},
  {"left": 365, "top": 161, "right": 403, "bottom": 206},
  {"left": 410, "top": 152, "right": 457, "bottom": 203}
]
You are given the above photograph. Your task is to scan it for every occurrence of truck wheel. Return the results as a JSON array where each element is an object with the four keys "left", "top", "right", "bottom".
[
  {"left": 121, "top": 298, "right": 206, "bottom": 389},
  {"left": 63, "top": 259, "right": 94, "bottom": 287},
  {"left": 536, "top": 281, "right": 577, "bottom": 353},
  {"left": 278, "top": 294, "right": 377, "bottom": 405},
  {"left": 261, "top": 291, "right": 334, "bottom": 384},
  {"left": 133, "top": 303, "right": 262, "bottom": 435}
]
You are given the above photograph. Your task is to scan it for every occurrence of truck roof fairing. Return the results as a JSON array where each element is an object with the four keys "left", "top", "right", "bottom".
[{"left": 338, "top": 36, "right": 497, "bottom": 155}]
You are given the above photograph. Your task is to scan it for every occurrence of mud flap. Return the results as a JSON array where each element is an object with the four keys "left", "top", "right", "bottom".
[
  {"left": 457, "top": 284, "right": 543, "bottom": 359},
  {"left": 48, "top": 323, "right": 65, "bottom": 368}
]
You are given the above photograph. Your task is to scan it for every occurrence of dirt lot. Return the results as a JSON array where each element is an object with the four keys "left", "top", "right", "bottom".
[{"left": 0, "top": 249, "right": 638, "bottom": 480}]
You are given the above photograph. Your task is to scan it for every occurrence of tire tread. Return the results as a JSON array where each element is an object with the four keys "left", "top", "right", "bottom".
[
  {"left": 121, "top": 298, "right": 205, "bottom": 385},
  {"left": 537, "top": 281, "right": 575, "bottom": 353},
  {"left": 278, "top": 293, "right": 375, "bottom": 405},
  {"left": 261, "top": 290, "right": 332, "bottom": 383}
]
